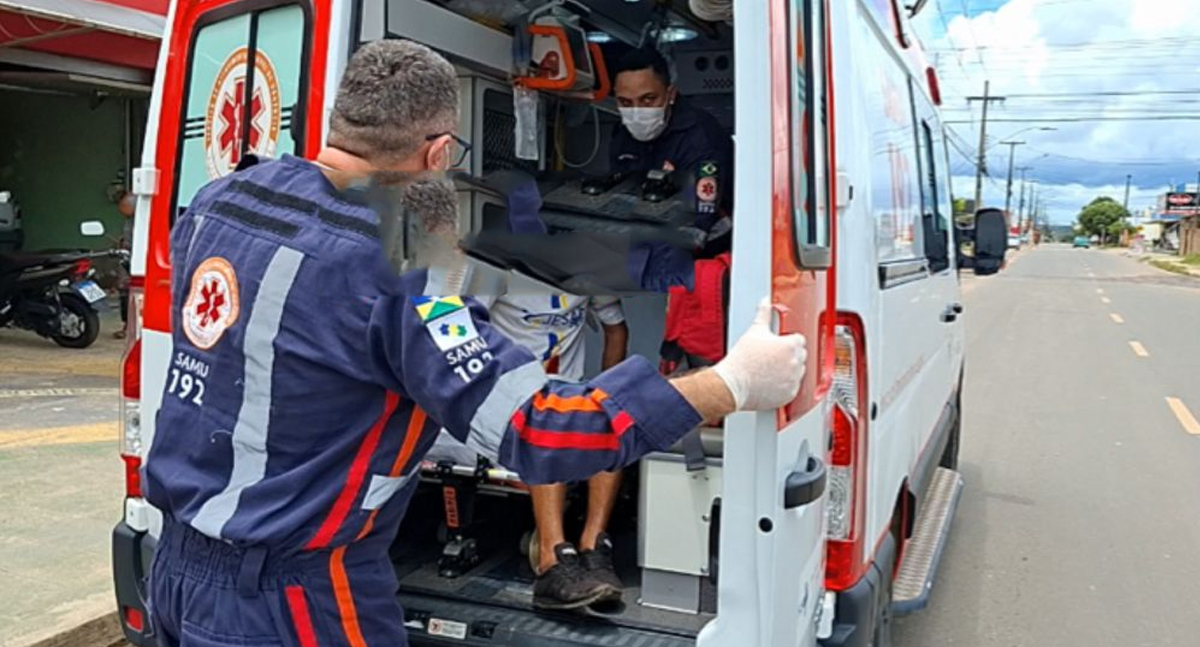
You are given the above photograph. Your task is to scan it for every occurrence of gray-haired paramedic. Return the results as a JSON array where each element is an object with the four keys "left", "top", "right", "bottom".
[{"left": 142, "top": 40, "right": 807, "bottom": 647}]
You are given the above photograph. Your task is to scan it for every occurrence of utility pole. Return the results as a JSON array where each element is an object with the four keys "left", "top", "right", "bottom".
[
  {"left": 1123, "top": 174, "right": 1132, "bottom": 213},
  {"left": 968, "top": 80, "right": 1005, "bottom": 212},
  {"left": 1029, "top": 182, "right": 1039, "bottom": 234},
  {"left": 1003, "top": 141, "right": 1026, "bottom": 216},
  {"left": 1016, "top": 166, "right": 1033, "bottom": 223}
]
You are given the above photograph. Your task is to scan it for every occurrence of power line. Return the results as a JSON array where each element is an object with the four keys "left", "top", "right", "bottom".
[
  {"left": 956, "top": 0, "right": 989, "bottom": 73},
  {"left": 946, "top": 116, "right": 1200, "bottom": 123},
  {"left": 930, "top": 35, "right": 1199, "bottom": 53}
]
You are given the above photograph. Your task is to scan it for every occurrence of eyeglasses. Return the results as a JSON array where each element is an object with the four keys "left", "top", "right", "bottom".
[{"left": 426, "top": 132, "right": 472, "bottom": 169}]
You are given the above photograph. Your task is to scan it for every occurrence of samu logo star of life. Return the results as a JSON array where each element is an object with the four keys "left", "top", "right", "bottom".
[
  {"left": 204, "top": 47, "right": 282, "bottom": 179},
  {"left": 183, "top": 257, "right": 241, "bottom": 350}
]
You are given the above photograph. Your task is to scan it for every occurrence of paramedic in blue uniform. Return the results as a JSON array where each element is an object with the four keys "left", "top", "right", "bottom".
[
  {"left": 608, "top": 47, "right": 734, "bottom": 291},
  {"left": 143, "top": 40, "right": 807, "bottom": 647}
]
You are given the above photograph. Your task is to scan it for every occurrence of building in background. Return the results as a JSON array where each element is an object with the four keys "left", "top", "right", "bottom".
[
  {"left": 1140, "top": 184, "right": 1200, "bottom": 254},
  {"left": 0, "top": 0, "right": 165, "bottom": 251}
]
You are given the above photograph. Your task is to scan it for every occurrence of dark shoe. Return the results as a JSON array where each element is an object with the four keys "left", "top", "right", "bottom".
[
  {"left": 533, "top": 544, "right": 621, "bottom": 610},
  {"left": 580, "top": 533, "right": 623, "bottom": 592}
]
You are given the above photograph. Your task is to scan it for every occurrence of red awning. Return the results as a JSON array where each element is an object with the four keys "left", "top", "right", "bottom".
[{"left": 0, "top": 0, "right": 165, "bottom": 71}]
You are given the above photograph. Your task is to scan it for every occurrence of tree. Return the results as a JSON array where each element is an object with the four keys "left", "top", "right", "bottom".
[{"left": 1077, "top": 196, "right": 1129, "bottom": 244}]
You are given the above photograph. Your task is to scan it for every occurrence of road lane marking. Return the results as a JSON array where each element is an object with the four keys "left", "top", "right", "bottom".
[
  {"left": 1110, "top": 313, "right": 1125, "bottom": 324},
  {"left": 1096, "top": 288, "right": 1104, "bottom": 295},
  {"left": 1101, "top": 297, "right": 1112, "bottom": 304},
  {"left": 0, "top": 388, "right": 115, "bottom": 399},
  {"left": 0, "top": 422, "right": 117, "bottom": 449},
  {"left": 1129, "top": 341, "right": 1149, "bottom": 357},
  {"left": 1088, "top": 272, "right": 1096, "bottom": 278},
  {"left": 1166, "top": 398, "right": 1200, "bottom": 436}
]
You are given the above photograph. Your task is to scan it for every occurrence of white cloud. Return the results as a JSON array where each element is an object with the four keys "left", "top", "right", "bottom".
[{"left": 911, "top": 0, "right": 1200, "bottom": 224}]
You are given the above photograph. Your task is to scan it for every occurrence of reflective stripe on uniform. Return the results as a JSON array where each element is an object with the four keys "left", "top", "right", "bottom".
[
  {"left": 466, "top": 360, "right": 548, "bottom": 459},
  {"left": 284, "top": 585, "right": 321, "bottom": 647},
  {"left": 306, "top": 393, "right": 400, "bottom": 550},
  {"left": 191, "top": 246, "right": 305, "bottom": 539}
]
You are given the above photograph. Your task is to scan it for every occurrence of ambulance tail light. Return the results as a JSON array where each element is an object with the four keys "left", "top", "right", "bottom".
[
  {"left": 826, "top": 315, "right": 868, "bottom": 592},
  {"left": 120, "top": 281, "right": 144, "bottom": 499}
]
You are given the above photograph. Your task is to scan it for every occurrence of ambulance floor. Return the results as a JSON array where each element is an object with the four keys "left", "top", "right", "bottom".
[{"left": 391, "top": 490, "right": 712, "bottom": 638}]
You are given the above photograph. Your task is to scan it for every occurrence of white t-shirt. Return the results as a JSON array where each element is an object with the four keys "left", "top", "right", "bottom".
[{"left": 474, "top": 293, "right": 625, "bottom": 381}]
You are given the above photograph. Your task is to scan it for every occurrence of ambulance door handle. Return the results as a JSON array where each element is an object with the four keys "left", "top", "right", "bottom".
[
  {"left": 941, "top": 304, "right": 960, "bottom": 323},
  {"left": 784, "top": 456, "right": 827, "bottom": 509}
]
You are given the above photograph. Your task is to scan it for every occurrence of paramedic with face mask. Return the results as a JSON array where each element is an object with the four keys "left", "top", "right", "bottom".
[
  {"left": 142, "top": 39, "right": 806, "bottom": 647},
  {"left": 608, "top": 47, "right": 734, "bottom": 292}
]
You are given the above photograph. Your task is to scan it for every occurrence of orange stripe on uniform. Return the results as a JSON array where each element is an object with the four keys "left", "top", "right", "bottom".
[
  {"left": 307, "top": 392, "right": 400, "bottom": 550},
  {"left": 356, "top": 407, "right": 428, "bottom": 541},
  {"left": 532, "top": 389, "right": 609, "bottom": 413},
  {"left": 330, "top": 547, "right": 368, "bottom": 647}
]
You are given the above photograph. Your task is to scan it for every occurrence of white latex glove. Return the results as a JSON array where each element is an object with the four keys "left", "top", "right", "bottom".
[{"left": 712, "top": 300, "right": 808, "bottom": 411}]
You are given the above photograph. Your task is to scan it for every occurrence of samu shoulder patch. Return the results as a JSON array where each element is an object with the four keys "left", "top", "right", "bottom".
[{"left": 183, "top": 256, "right": 240, "bottom": 349}]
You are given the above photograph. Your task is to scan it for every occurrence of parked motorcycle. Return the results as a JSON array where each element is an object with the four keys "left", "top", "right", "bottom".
[{"left": 0, "top": 221, "right": 124, "bottom": 348}]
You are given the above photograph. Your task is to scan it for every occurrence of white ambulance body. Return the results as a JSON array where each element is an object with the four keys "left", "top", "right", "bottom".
[{"left": 113, "top": 1, "right": 985, "bottom": 645}]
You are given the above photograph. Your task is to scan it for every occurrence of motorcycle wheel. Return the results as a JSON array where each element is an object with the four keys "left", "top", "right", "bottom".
[{"left": 51, "top": 293, "right": 100, "bottom": 349}]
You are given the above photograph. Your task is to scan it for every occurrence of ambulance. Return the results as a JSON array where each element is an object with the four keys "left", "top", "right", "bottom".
[{"left": 112, "top": 0, "right": 1006, "bottom": 645}]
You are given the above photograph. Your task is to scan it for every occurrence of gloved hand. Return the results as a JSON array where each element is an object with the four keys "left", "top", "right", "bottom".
[{"left": 712, "top": 299, "right": 807, "bottom": 411}]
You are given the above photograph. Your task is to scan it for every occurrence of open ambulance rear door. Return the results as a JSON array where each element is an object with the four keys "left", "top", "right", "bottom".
[{"left": 698, "top": 1, "right": 836, "bottom": 645}]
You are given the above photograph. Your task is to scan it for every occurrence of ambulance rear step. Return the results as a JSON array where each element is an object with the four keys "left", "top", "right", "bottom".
[
  {"left": 399, "top": 593, "right": 695, "bottom": 647},
  {"left": 892, "top": 467, "right": 964, "bottom": 616}
]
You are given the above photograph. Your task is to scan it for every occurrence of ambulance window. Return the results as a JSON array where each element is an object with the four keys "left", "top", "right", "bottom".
[
  {"left": 864, "top": 40, "right": 924, "bottom": 271},
  {"left": 789, "top": 0, "right": 832, "bottom": 268},
  {"left": 172, "top": 3, "right": 310, "bottom": 221}
]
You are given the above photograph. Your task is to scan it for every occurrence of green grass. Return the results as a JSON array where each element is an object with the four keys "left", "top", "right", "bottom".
[
  {"left": 1150, "top": 260, "right": 1193, "bottom": 276},
  {"left": 1181, "top": 254, "right": 1200, "bottom": 266}
]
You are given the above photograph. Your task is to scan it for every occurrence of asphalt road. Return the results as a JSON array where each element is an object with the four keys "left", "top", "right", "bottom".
[
  {"left": 895, "top": 245, "right": 1200, "bottom": 647},
  {"left": 0, "top": 307, "right": 124, "bottom": 647},
  {"left": 5, "top": 252, "right": 1200, "bottom": 647}
]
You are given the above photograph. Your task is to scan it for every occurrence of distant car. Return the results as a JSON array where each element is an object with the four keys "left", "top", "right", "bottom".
[
  {"left": 1008, "top": 235, "right": 1021, "bottom": 249},
  {"left": 1073, "top": 236, "right": 1091, "bottom": 249}
]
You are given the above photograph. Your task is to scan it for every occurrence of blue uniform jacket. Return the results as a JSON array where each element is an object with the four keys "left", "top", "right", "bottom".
[
  {"left": 609, "top": 98, "right": 734, "bottom": 231},
  {"left": 143, "top": 155, "right": 701, "bottom": 555},
  {"left": 609, "top": 99, "right": 734, "bottom": 291}
]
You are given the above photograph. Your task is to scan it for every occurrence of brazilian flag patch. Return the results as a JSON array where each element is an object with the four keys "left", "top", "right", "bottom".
[{"left": 412, "top": 296, "right": 466, "bottom": 322}]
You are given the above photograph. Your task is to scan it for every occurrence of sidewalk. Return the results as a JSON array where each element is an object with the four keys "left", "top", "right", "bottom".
[{"left": 1108, "top": 248, "right": 1200, "bottom": 278}]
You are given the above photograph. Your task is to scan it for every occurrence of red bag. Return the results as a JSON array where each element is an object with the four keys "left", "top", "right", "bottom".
[{"left": 659, "top": 252, "right": 731, "bottom": 374}]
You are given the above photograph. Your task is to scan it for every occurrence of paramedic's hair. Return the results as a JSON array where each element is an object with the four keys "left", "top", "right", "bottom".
[
  {"left": 402, "top": 179, "right": 459, "bottom": 235},
  {"left": 328, "top": 40, "right": 459, "bottom": 165},
  {"left": 612, "top": 47, "right": 673, "bottom": 87}
]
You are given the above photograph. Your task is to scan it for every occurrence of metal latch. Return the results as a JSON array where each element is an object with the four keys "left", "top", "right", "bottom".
[{"left": 132, "top": 167, "right": 160, "bottom": 197}]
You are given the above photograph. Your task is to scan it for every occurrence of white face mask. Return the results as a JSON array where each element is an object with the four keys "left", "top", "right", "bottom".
[{"left": 620, "top": 106, "right": 669, "bottom": 142}]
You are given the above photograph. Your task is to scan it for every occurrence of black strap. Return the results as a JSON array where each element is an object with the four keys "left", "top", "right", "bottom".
[
  {"left": 237, "top": 546, "right": 268, "bottom": 597},
  {"left": 681, "top": 427, "right": 707, "bottom": 472}
]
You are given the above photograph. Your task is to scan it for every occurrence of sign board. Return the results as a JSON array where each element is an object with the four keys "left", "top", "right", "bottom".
[{"left": 1164, "top": 192, "right": 1199, "bottom": 213}]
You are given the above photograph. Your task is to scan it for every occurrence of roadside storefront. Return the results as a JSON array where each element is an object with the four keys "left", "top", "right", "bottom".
[{"left": 0, "top": 0, "right": 164, "bottom": 253}]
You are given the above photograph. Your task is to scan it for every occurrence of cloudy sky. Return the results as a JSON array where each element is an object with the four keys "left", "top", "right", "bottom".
[{"left": 909, "top": 0, "right": 1200, "bottom": 224}]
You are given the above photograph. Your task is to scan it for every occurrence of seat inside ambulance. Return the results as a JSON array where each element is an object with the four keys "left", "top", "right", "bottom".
[{"left": 391, "top": 0, "right": 736, "bottom": 630}]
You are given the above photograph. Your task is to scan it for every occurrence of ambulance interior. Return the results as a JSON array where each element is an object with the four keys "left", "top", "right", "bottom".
[{"left": 391, "top": 0, "right": 738, "bottom": 634}]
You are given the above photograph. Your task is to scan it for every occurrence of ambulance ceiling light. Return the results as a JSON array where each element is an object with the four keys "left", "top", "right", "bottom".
[
  {"left": 586, "top": 31, "right": 614, "bottom": 43},
  {"left": 660, "top": 26, "right": 698, "bottom": 42}
]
